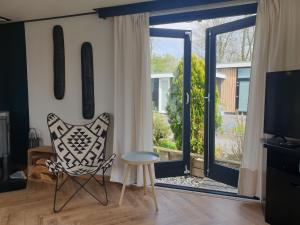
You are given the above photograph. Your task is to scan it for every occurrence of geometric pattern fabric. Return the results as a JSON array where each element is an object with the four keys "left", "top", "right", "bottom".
[{"left": 45, "top": 113, "right": 115, "bottom": 176}]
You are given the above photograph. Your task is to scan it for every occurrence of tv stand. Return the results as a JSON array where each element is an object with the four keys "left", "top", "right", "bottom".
[
  {"left": 267, "top": 136, "right": 300, "bottom": 148},
  {"left": 264, "top": 143, "right": 300, "bottom": 225},
  {"left": 279, "top": 141, "right": 300, "bottom": 148}
]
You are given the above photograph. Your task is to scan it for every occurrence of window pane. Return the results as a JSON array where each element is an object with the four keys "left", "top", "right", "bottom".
[
  {"left": 237, "top": 67, "right": 251, "bottom": 78},
  {"left": 215, "top": 26, "right": 254, "bottom": 169},
  {"left": 151, "top": 35, "right": 184, "bottom": 162},
  {"left": 238, "top": 81, "right": 250, "bottom": 112}
]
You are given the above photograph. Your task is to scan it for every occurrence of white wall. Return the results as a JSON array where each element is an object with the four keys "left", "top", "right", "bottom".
[{"left": 25, "top": 15, "right": 114, "bottom": 155}]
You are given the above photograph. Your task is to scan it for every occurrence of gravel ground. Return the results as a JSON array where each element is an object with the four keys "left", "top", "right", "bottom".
[{"left": 156, "top": 176, "right": 237, "bottom": 193}]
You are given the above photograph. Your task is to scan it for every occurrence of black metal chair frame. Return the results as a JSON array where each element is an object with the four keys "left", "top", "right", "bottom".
[{"left": 53, "top": 164, "right": 109, "bottom": 213}]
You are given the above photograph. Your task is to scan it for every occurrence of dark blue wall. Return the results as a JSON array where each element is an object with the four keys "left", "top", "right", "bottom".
[{"left": 0, "top": 22, "right": 29, "bottom": 165}]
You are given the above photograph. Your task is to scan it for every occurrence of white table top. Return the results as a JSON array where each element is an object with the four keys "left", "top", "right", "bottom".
[{"left": 122, "top": 152, "right": 159, "bottom": 164}]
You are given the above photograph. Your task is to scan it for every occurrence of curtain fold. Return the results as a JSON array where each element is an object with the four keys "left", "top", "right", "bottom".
[
  {"left": 238, "top": 0, "right": 300, "bottom": 198},
  {"left": 110, "top": 13, "right": 153, "bottom": 186}
]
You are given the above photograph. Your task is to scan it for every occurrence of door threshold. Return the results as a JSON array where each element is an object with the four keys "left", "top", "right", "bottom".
[{"left": 155, "top": 182, "right": 258, "bottom": 200}]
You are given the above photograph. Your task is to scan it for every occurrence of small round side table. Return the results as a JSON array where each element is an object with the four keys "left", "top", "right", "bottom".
[{"left": 118, "top": 151, "right": 160, "bottom": 211}]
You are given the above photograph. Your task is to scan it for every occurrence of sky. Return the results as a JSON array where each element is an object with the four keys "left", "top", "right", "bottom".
[
  {"left": 150, "top": 21, "right": 201, "bottom": 59},
  {"left": 150, "top": 16, "right": 255, "bottom": 64}
]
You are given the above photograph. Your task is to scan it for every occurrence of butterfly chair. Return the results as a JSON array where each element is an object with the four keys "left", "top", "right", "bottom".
[{"left": 46, "top": 113, "right": 116, "bottom": 213}]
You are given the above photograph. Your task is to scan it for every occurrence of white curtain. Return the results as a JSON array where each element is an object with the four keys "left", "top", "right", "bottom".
[
  {"left": 239, "top": 0, "right": 300, "bottom": 198},
  {"left": 110, "top": 13, "right": 153, "bottom": 186}
]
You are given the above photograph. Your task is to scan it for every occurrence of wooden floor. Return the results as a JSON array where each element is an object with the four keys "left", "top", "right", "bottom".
[{"left": 0, "top": 179, "right": 267, "bottom": 225}]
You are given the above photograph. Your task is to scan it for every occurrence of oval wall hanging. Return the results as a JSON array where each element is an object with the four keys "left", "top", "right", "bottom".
[
  {"left": 81, "top": 42, "right": 95, "bottom": 119},
  {"left": 53, "top": 25, "right": 65, "bottom": 100}
]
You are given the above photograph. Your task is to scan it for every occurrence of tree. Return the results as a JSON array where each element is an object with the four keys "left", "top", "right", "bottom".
[
  {"left": 192, "top": 16, "right": 255, "bottom": 63},
  {"left": 151, "top": 54, "right": 178, "bottom": 73},
  {"left": 166, "top": 54, "right": 222, "bottom": 154}
]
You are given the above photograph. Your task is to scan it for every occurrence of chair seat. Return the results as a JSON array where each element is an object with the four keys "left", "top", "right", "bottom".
[{"left": 46, "top": 154, "right": 116, "bottom": 176}]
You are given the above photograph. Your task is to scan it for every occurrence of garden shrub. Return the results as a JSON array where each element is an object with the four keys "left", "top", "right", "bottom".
[
  {"left": 152, "top": 112, "right": 171, "bottom": 146},
  {"left": 158, "top": 139, "right": 177, "bottom": 150},
  {"left": 166, "top": 54, "right": 222, "bottom": 154}
]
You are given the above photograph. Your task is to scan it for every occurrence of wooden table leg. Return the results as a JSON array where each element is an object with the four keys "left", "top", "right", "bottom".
[
  {"left": 143, "top": 165, "right": 147, "bottom": 195},
  {"left": 147, "top": 164, "right": 158, "bottom": 211},
  {"left": 119, "top": 164, "right": 130, "bottom": 206}
]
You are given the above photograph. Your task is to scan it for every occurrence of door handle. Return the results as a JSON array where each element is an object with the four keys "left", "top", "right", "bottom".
[
  {"left": 204, "top": 93, "right": 210, "bottom": 102},
  {"left": 186, "top": 93, "right": 190, "bottom": 105}
]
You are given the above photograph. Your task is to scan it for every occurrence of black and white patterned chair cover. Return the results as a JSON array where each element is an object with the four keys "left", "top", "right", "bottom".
[{"left": 46, "top": 113, "right": 116, "bottom": 177}]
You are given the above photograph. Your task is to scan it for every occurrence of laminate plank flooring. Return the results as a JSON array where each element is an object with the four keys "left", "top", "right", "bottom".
[{"left": 0, "top": 179, "right": 267, "bottom": 225}]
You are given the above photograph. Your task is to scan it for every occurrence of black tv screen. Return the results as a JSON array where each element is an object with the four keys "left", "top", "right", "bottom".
[{"left": 264, "top": 70, "right": 300, "bottom": 139}]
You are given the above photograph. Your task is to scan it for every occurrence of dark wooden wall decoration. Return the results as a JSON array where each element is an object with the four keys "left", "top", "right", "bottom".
[
  {"left": 81, "top": 42, "right": 95, "bottom": 119},
  {"left": 53, "top": 25, "right": 65, "bottom": 100}
]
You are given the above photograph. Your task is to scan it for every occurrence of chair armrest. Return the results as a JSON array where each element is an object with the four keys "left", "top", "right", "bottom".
[
  {"left": 101, "top": 154, "right": 117, "bottom": 173},
  {"left": 45, "top": 160, "right": 63, "bottom": 175}
]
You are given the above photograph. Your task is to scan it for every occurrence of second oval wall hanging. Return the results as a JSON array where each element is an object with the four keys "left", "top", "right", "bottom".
[{"left": 81, "top": 42, "right": 95, "bottom": 119}]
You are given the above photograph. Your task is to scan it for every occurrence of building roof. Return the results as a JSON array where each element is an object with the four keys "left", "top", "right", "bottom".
[
  {"left": 151, "top": 73, "right": 174, "bottom": 78},
  {"left": 152, "top": 72, "right": 226, "bottom": 79},
  {"left": 217, "top": 62, "right": 251, "bottom": 69}
]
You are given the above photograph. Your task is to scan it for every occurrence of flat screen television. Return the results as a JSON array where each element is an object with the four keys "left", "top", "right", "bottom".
[{"left": 264, "top": 70, "right": 300, "bottom": 139}]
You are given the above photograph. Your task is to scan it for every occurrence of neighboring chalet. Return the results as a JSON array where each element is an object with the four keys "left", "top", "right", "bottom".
[
  {"left": 217, "top": 62, "right": 251, "bottom": 114},
  {"left": 151, "top": 62, "right": 251, "bottom": 115}
]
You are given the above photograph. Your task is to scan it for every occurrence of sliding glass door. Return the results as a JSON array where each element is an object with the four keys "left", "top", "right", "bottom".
[
  {"left": 150, "top": 28, "right": 191, "bottom": 178},
  {"left": 205, "top": 16, "right": 256, "bottom": 187}
]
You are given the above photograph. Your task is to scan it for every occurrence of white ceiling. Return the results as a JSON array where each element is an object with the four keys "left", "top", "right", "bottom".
[{"left": 0, "top": 0, "right": 148, "bottom": 22}]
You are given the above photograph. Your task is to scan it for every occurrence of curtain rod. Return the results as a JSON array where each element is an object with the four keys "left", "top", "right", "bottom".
[
  {"left": 150, "top": 0, "right": 258, "bottom": 17},
  {"left": 96, "top": 0, "right": 256, "bottom": 19}
]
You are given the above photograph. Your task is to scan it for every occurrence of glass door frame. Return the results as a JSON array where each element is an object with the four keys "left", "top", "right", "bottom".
[
  {"left": 204, "top": 16, "right": 256, "bottom": 187},
  {"left": 150, "top": 28, "right": 191, "bottom": 178}
]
